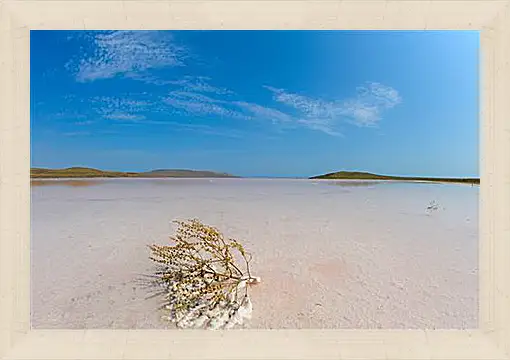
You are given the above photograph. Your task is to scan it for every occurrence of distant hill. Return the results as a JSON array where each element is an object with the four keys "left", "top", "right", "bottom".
[
  {"left": 310, "top": 171, "right": 480, "bottom": 184},
  {"left": 139, "top": 169, "right": 238, "bottom": 178},
  {"left": 31, "top": 167, "right": 138, "bottom": 178},
  {"left": 30, "top": 167, "right": 238, "bottom": 179}
]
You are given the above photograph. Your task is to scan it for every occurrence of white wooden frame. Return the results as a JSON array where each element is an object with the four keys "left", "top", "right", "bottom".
[{"left": 1, "top": 1, "right": 509, "bottom": 359}]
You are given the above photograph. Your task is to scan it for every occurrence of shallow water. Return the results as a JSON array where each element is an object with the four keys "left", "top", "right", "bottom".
[{"left": 31, "top": 178, "right": 478, "bottom": 329}]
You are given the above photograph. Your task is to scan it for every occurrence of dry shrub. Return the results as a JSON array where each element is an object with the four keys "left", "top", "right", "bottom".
[{"left": 149, "top": 219, "right": 260, "bottom": 329}]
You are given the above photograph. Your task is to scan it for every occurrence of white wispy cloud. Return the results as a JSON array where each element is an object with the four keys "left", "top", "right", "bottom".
[
  {"left": 73, "top": 31, "right": 186, "bottom": 82},
  {"left": 264, "top": 86, "right": 334, "bottom": 119},
  {"left": 163, "top": 95, "right": 250, "bottom": 120},
  {"left": 162, "top": 81, "right": 249, "bottom": 120},
  {"left": 167, "top": 91, "right": 224, "bottom": 104},
  {"left": 296, "top": 118, "right": 344, "bottom": 137},
  {"left": 338, "top": 82, "right": 402, "bottom": 126},
  {"left": 103, "top": 112, "right": 146, "bottom": 121},
  {"left": 233, "top": 101, "right": 293, "bottom": 124},
  {"left": 166, "top": 76, "right": 234, "bottom": 95},
  {"left": 90, "top": 96, "right": 150, "bottom": 121},
  {"left": 263, "top": 82, "right": 402, "bottom": 134}
]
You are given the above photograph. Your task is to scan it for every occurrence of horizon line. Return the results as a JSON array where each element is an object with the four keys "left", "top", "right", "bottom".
[{"left": 30, "top": 166, "right": 480, "bottom": 180}]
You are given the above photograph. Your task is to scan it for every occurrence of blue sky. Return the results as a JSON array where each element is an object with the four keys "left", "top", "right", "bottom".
[{"left": 31, "top": 30, "right": 479, "bottom": 178}]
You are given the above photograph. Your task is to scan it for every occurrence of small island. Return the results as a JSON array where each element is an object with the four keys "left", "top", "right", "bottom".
[
  {"left": 31, "top": 167, "right": 238, "bottom": 179},
  {"left": 310, "top": 171, "right": 479, "bottom": 184}
]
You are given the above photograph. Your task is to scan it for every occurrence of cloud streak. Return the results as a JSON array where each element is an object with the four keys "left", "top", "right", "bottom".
[
  {"left": 263, "top": 82, "right": 402, "bottom": 134},
  {"left": 90, "top": 96, "right": 150, "bottom": 121},
  {"left": 233, "top": 101, "right": 293, "bottom": 124},
  {"left": 73, "top": 31, "right": 187, "bottom": 82},
  {"left": 163, "top": 95, "right": 250, "bottom": 121},
  {"left": 166, "top": 76, "right": 234, "bottom": 95},
  {"left": 103, "top": 112, "right": 146, "bottom": 121},
  {"left": 161, "top": 78, "right": 250, "bottom": 120}
]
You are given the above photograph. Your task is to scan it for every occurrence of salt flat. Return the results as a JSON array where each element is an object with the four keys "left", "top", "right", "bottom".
[{"left": 31, "top": 178, "right": 478, "bottom": 329}]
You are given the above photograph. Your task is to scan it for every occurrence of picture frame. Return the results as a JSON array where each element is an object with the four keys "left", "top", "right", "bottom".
[{"left": 1, "top": 1, "right": 509, "bottom": 359}]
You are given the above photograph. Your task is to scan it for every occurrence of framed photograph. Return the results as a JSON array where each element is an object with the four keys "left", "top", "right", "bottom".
[{"left": 1, "top": 1, "right": 509, "bottom": 359}]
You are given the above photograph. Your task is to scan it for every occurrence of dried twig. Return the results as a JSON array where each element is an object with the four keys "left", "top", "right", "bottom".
[{"left": 426, "top": 200, "right": 440, "bottom": 214}]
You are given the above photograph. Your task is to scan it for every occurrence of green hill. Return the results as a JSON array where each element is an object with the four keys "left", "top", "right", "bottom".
[
  {"left": 31, "top": 167, "right": 138, "bottom": 178},
  {"left": 30, "top": 167, "right": 237, "bottom": 179},
  {"left": 310, "top": 171, "right": 479, "bottom": 184}
]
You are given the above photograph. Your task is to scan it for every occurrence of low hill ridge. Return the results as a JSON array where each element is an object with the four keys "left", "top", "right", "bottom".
[
  {"left": 31, "top": 167, "right": 238, "bottom": 179},
  {"left": 310, "top": 170, "right": 479, "bottom": 184}
]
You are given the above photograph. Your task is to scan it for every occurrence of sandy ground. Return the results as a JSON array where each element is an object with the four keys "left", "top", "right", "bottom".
[{"left": 31, "top": 178, "right": 478, "bottom": 329}]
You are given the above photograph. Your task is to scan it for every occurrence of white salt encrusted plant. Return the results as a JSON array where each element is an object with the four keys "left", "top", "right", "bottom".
[{"left": 148, "top": 219, "right": 260, "bottom": 329}]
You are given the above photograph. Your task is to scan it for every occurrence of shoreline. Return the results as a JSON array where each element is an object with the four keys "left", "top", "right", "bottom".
[
  {"left": 31, "top": 177, "right": 480, "bottom": 186},
  {"left": 30, "top": 167, "right": 479, "bottom": 185}
]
